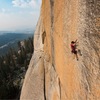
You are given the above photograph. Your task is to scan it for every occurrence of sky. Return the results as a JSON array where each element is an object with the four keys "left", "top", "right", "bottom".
[{"left": 0, "top": 0, "right": 41, "bottom": 31}]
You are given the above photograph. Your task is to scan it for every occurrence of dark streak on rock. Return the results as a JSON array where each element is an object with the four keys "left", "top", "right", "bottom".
[{"left": 50, "top": 0, "right": 56, "bottom": 69}]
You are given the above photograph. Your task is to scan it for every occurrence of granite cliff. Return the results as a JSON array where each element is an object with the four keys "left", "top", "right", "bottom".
[{"left": 20, "top": 0, "right": 100, "bottom": 100}]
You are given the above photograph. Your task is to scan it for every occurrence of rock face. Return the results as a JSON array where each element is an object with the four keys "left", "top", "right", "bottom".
[{"left": 20, "top": 0, "right": 100, "bottom": 100}]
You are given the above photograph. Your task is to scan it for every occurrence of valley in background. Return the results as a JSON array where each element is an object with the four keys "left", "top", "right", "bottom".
[{"left": 0, "top": 32, "right": 33, "bottom": 56}]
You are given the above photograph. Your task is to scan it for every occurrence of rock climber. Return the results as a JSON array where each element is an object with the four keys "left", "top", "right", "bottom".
[{"left": 71, "top": 40, "right": 79, "bottom": 60}]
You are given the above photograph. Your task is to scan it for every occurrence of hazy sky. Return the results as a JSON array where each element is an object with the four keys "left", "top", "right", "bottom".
[{"left": 0, "top": 0, "right": 41, "bottom": 31}]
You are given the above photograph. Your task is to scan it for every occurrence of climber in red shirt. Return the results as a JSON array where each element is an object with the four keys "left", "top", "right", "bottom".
[{"left": 71, "top": 40, "right": 78, "bottom": 60}]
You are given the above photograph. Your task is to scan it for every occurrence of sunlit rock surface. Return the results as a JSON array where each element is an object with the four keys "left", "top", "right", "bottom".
[{"left": 20, "top": 0, "right": 100, "bottom": 100}]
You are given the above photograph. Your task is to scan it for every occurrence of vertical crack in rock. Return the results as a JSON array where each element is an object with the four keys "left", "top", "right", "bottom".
[
  {"left": 56, "top": 78, "right": 61, "bottom": 100},
  {"left": 42, "top": 31, "right": 46, "bottom": 44},
  {"left": 50, "top": 0, "right": 56, "bottom": 70},
  {"left": 44, "top": 59, "right": 46, "bottom": 100},
  {"left": 58, "top": 78, "right": 61, "bottom": 100},
  {"left": 50, "top": 0, "right": 54, "bottom": 27}
]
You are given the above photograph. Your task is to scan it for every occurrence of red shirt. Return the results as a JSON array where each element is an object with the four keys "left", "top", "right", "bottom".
[{"left": 71, "top": 44, "right": 76, "bottom": 51}]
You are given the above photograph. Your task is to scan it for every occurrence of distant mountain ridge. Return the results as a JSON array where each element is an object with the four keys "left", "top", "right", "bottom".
[
  {"left": 0, "top": 33, "right": 33, "bottom": 56},
  {"left": 0, "top": 28, "right": 35, "bottom": 35}
]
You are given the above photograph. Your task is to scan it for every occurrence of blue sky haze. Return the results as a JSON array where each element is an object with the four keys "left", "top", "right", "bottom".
[{"left": 0, "top": 0, "right": 41, "bottom": 31}]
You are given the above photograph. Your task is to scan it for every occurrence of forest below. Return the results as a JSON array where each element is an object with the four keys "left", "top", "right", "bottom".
[{"left": 0, "top": 36, "right": 34, "bottom": 99}]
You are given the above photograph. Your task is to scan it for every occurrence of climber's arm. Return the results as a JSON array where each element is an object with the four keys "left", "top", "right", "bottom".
[{"left": 75, "top": 39, "right": 77, "bottom": 43}]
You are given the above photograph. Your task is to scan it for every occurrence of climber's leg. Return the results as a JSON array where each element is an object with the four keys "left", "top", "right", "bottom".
[
  {"left": 75, "top": 53, "right": 79, "bottom": 61},
  {"left": 74, "top": 50, "right": 78, "bottom": 61},
  {"left": 78, "top": 49, "right": 82, "bottom": 56}
]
